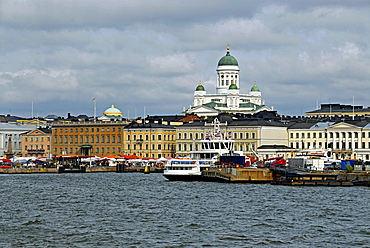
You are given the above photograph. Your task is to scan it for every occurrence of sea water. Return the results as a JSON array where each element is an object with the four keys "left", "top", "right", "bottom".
[{"left": 0, "top": 173, "right": 369, "bottom": 247}]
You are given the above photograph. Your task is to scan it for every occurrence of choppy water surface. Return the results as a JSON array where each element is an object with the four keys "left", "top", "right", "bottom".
[{"left": 0, "top": 173, "right": 369, "bottom": 247}]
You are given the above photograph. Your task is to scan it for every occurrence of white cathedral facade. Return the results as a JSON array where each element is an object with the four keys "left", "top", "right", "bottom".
[{"left": 186, "top": 47, "right": 273, "bottom": 117}]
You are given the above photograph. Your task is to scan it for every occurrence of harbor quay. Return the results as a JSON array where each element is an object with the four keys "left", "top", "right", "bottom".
[{"left": 1, "top": 164, "right": 370, "bottom": 186}]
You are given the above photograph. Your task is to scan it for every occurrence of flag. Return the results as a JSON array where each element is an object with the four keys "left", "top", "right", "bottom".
[
  {"left": 215, "top": 131, "right": 221, "bottom": 138},
  {"left": 228, "top": 131, "right": 232, "bottom": 139},
  {"left": 205, "top": 131, "right": 211, "bottom": 140}
]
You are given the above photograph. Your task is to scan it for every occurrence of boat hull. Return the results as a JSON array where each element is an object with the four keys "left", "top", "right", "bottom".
[{"left": 163, "top": 174, "right": 203, "bottom": 181}]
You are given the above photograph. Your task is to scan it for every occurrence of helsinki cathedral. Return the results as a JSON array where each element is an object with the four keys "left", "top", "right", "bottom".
[{"left": 185, "top": 46, "right": 273, "bottom": 117}]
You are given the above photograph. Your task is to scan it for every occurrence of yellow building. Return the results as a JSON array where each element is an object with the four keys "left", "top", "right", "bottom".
[
  {"left": 123, "top": 122, "right": 176, "bottom": 158},
  {"left": 175, "top": 115, "right": 289, "bottom": 159},
  {"left": 288, "top": 120, "right": 370, "bottom": 160},
  {"left": 51, "top": 121, "right": 128, "bottom": 157},
  {"left": 22, "top": 128, "right": 52, "bottom": 157}
]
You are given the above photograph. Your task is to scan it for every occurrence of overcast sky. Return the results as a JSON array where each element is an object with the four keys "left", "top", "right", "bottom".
[{"left": 1, "top": 0, "right": 369, "bottom": 119}]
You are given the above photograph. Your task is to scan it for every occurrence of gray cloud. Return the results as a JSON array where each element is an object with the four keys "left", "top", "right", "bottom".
[{"left": 0, "top": 0, "right": 369, "bottom": 118}]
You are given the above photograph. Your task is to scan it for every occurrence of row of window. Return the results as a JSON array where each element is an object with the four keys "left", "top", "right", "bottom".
[
  {"left": 54, "top": 146, "right": 122, "bottom": 155},
  {"left": 176, "top": 143, "right": 256, "bottom": 152},
  {"left": 177, "top": 132, "right": 257, "bottom": 140},
  {"left": 126, "top": 134, "right": 174, "bottom": 141},
  {"left": 54, "top": 135, "right": 121, "bottom": 144},
  {"left": 289, "top": 132, "right": 370, "bottom": 139},
  {"left": 25, "top": 145, "right": 50, "bottom": 150},
  {"left": 55, "top": 127, "right": 121, "bottom": 133},
  {"left": 126, "top": 143, "right": 175, "bottom": 151},
  {"left": 290, "top": 141, "right": 370, "bottom": 149},
  {"left": 25, "top": 137, "right": 50, "bottom": 142}
]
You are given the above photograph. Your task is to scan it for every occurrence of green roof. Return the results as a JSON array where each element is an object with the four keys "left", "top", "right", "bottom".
[
  {"left": 195, "top": 83, "right": 205, "bottom": 91},
  {"left": 218, "top": 51, "right": 238, "bottom": 66},
  {"left": 251, "top": 84, "right": 260, "bottom": 91},
  {"left": 229, "top": 83, "right": 238, "bottom": 90}
]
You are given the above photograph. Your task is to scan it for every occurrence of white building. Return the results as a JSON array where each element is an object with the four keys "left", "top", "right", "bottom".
[
  {"left": 186, "top": 46, "right": 273, "bottom": 117},
  {"left": 0, "top": 123, "right": 36, "bottom": 156}
]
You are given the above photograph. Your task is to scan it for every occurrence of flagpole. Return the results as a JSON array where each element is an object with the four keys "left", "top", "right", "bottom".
[{"left": 92, "top": 98, "right": 96, "bottom": 122}]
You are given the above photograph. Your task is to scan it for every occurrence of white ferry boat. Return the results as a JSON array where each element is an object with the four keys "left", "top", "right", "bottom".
[{"left": 163, "top": 120, "right": 243, "bottom": 181}]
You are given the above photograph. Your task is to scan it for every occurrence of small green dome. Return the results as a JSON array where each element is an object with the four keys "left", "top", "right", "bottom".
[
  {"left": 196, "top": 83, "right": 205, "bottom": 91},
  {"left": 218, "top": 47, "right": 238, "bottom": 66},
  {"left": 251, "top": 83, "right": 260, "bottom": 92},
  {"left": 229, "top": 83, "right": 238, "bottom": 90}
]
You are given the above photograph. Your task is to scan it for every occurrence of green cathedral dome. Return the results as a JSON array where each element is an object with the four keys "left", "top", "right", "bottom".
[
  {"left": 196, "top": 83, "right": 205, "bottom": 91},
  {"left": 229, "top": 83, "right": 238, "bottom": 90},
  {"left": 218, "top": 47, "right": 238, "bottom": 66},
  {"left": 251, "top": 83, "right": 260, "bottom": 92}
]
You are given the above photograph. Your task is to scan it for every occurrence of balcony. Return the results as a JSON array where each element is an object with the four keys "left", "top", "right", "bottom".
[{"left": 27, "top": 149, "right": 45, "bottom": 154}]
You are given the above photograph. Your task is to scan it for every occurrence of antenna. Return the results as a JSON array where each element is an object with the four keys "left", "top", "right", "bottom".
[
  {"left": 144, "top": 106, "right": 146, "bottom": 123},
  {"left": 352, "top": 95, "right": 354, "bottom": 120}
]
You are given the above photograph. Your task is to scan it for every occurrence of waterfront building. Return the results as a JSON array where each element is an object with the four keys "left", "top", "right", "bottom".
[
  {"left": 51, "top": 105, "right": 129, "bottom": 157},
  {"left": 175, "top": 114, "right": 289, "bottom": 159},
  {"left": 123, "top": 121, "right": 176, "bottom": 158},
  {"left": 22, "top": 128, "right": 52, "bottom": 157},
  {"left": 288, "top": 119, "right": 370, "bottom": 160},
  {"left": 51, "top": 120, "right": 127, "bottom": 157},
  {"left": 0, "top": 123, "right": 36, "bottom": 156},
  {"left": 185, "top": 46, "right": 273, "bottom": 117},
  {"left": 306, "top": 103, "right": 370, "bottom": 118}
]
